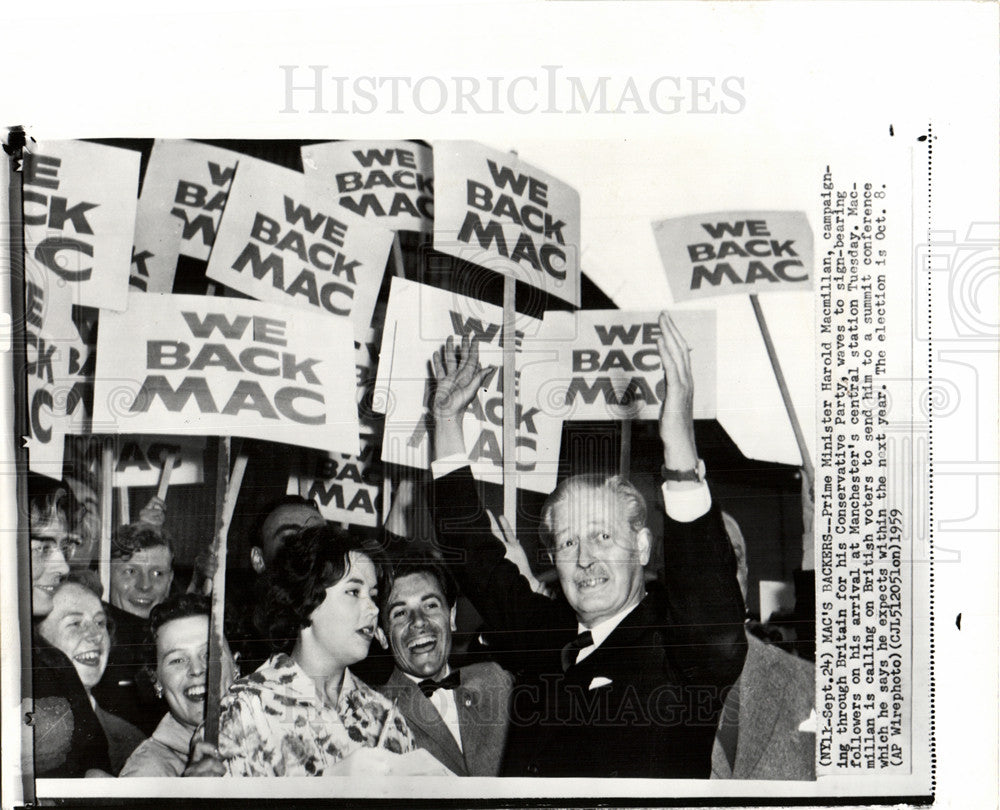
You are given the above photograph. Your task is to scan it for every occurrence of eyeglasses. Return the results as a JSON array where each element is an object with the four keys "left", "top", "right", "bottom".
[{"left": 30, "top": 534, "right": 84, "bottom": 560}]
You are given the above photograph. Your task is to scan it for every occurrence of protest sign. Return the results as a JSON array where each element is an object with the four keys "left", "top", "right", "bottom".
[
  {"left": 374, "top": 277, "right": 559, "bottom": 494},
  {"left": 93, "top": 294, "right": 360, "bottom": 455},
  {"left": 206, "top": 159, "right": 394, "bottom": 342},
  {"left": 23, "top": 140, "right": 137, "bottom": 473},
  {"left": 653, "top": 211, "right": 814, "bottom": 302},
  {"left": 288, "top": 435, "right": 382, "bottom": 528},
  {"left": 138, "top": 140, "right": 252, "bottom": 262},
  {"left": 111, "top": 435, "right": 206, "bottom": 489},
  {"left": 433, "top": 141, "right": 580, "bottom": 306},
  {"left": 23, "top": 300, "right": 96, "bottom": 476},
  {"left": 519, "top": 310, "right": 717, "bottom": 422},
  {"left": 129, "top": 203, "right": 184, "bottom": 293},
  {"left": 301, "top": 140, "right": 433, "bottom": 233},
  {"left": 23, "top": 140, "right": 140, "bottom": 313}
]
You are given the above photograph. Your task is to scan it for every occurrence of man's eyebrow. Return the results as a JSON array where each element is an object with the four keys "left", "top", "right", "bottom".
[
  {"left": 274, "top": 523, "right": 307, "bottom": 535},
  {"left": 60, "top": 611, "right": 84, "bottom": 620}
]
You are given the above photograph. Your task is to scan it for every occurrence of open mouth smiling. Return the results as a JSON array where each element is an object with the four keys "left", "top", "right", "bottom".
[
  {"left": 406, "top": 634, "right": 438, "bottom": 654},
  {"left": 183, "top": 684, "right": 207, "bottom": 701},
  {"left": 73, "top": 650, "right": 103, "bottom": 667},
  {"left": 575, "top": 574, "right": 610, "bottom": 590}
]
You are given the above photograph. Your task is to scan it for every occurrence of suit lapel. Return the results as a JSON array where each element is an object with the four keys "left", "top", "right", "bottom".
[
  {"left": 568, "top": 598, "right": 658, "bottom": 686},
  {"left": 383, "top": 668, "right": 467, "bottom": 776},
  {"left": 732, "top": 636, "right": 785, "bottom": 777}
]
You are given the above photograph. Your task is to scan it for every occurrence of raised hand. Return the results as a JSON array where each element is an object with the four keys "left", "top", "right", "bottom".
[
  {"left": 655, "top": 312, "right": 698, "bottom": 472},
  {"left": 137, "top": 496, "right": 166, "bottom": 529},
  {"left": 430, "top": 335, "right": 495, "bottom": 461},
  {"left": 431, "top": 335, "right": 494, "bottom": 421}
]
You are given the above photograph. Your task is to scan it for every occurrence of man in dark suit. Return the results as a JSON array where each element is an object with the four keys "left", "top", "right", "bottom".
[
  {"left": 377, "top": 557, "right": 513, "bottom": 776},
  {"left": 425, "top": 313, "right": 747, "bottom": 779}
]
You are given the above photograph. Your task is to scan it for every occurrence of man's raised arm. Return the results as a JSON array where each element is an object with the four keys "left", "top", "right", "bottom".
[
  {"left": 654, "top": 312, "right": 747, "bottom": 690},
  {"left": 427, "top": 336, "right": 571, "bottom": 638}
]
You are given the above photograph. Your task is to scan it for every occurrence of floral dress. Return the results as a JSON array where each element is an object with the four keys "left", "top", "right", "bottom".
[{"left": 218, "top": 653, "right": 415, "bottom": 777}]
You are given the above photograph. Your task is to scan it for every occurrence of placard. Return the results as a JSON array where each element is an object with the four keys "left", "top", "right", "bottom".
[
  {"left": 433, "top": 141, "right": 580, "bottom": 306},
  {"left": 112, "top": 435, "right": 206, "bottom": 488},
  {"left": 374, "top": 277, "right": 559, "bottom": 494},
  {"left": 137, "top": 140, "right": 248, "bottom": 262},
  {"left": 653, "top": 211, "right": 814, "bottom": 302},
  {"left": 206, "top": 159, "right": 393, "bottom": 342},
  {"left": 520, "top": 310, "right": 717, "bottom": 421},
  {"left": 288, "top": 435, "right": 381, "bottom": 528},
  {"left": 93, "top": 294, "right": 360, "bottom": 455},
  {"left": 301, "top": 140, "right": 433, "bottom": 233}
]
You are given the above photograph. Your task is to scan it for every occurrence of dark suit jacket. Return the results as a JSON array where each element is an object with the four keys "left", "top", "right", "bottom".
[
  {"left": 379, "top": 662, "right": 513, "bottom": 776},
  {"left": 430, "top": 466, "right": 747, "bottom": 779},
  {"left": 712, "top": 633, "right": 815, "bottom": 780}
]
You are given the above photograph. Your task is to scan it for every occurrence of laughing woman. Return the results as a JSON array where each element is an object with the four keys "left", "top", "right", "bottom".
[
  {"left": 35, "top": 577, "right": 146, "bottom": 776},
  {"left": 217, "top": 527, "right": 418, "bottom": 777},
  {"left": 119, "top": 594, "right": 239, "bottom": 777}
]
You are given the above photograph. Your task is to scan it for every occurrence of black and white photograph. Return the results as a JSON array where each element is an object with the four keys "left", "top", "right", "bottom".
[{"left": 0, "top": 2, "right": 996, "bottom": 807}]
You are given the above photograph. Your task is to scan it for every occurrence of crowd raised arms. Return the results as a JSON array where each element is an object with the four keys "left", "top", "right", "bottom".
[{"left": 24, "top": 312, "right": 812, "bottom": 781}]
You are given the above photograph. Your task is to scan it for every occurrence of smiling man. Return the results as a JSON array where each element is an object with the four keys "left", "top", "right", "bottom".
[
  {"left": 377, "top": 557, "right": 513, "bottom": 776},
  {"left": 425, "top": 314, "right": 747, "bottom": 779},
  {"left": 93, "top": 522, "right": 176, "bottom": 735}
]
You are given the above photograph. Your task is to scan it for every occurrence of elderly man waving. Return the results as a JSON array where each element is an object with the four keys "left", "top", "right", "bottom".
[{"left": 427, "top": 312, "right": 747, "bottom": 779}]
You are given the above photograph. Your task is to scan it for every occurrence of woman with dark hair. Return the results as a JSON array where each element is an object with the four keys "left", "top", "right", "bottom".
[
  {"left": 94, "top": 521, "right": 177, "bottom": 735},
  {"left": 216, "top": 527, "right": 425, "bottom": 777},
  {"left": 120, "top": 594, "right": 239, "bottom": 777}
]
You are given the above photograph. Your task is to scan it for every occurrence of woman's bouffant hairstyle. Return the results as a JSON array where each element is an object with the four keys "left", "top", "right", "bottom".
[{"left": 254, "top": 525, "right": 381, "bottom": 653}]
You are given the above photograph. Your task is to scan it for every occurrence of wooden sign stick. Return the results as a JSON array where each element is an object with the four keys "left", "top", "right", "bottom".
[
  {"left": 99, "top": 439, "right": 114, "bottom": 598},
  {"left": 156, "top": 452, "right": 178, "bottom": 501},
  {"left": 749, "top": 293, "right": 814, "bottom": 492},
  {"left": 619, "top": 419, "right": 632, "bottom": 480},
  {"left": 502, "top": 275, "right": 518, "bottom": 535},
  {"left": 204, "top": 438, "right": 248, "bottom": 746}
]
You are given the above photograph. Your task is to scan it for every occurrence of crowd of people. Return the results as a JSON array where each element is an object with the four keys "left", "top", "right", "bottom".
[{"left": 25, "top": 313, "right": 815, "bottom": 781}]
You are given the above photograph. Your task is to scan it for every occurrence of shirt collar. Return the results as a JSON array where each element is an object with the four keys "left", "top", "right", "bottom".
[
  {"left": 401, "top": 664, "right": 452, "bottom": 686},
  {"left": 577, "top": 598, "right": 644, "bottom": 650},
  {"left": 153, "top": 711, "right": 196, "bottom": 755}
]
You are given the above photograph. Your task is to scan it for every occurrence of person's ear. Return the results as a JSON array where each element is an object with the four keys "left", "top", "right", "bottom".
[
  {"left": 449, "top": 604, "right": 457, "bottom": 633},
  {"left": 636, "top": 528, "right": 652, "bottom": 567},
  {"left": 154, "top": 680, "right": 164, "bottom": 699},
  {"left": 375, "top": 626, "right": 389, "bottom": 651},
  {"left": 250, "top": 547, "right": 265, "bottom": 575}
]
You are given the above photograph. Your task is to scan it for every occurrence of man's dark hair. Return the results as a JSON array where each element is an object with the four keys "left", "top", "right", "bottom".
[
  {"left": 255, "top": 525, "right": 380, "bottom": 653},
  {"left": 111, "top": 522, "right": 173, "bottom": 562},
  {"left": 27, "top": 472, "right": 80, "bottom": 536},
  {"left": 252, "top": 495, "right": 320, "bottom": 546},
  {"left": 379, "top": 553, "right": 458, "bottom": 624}
]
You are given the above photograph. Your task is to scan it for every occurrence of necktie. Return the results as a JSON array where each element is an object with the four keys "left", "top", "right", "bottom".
[
  {"left": 417, "top": 670, "right": 461, "bottom": 698},
  {"left": 560, "top": 630, "right": 594, "bottom": 671}
]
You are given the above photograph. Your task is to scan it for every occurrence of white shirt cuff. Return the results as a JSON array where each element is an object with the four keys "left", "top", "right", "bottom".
[
  {"left": 661, "top": 481, "right": 712, "bottom": 522},
  {"left": 431, "top": 454, "right": 469, "bottom": 479}
]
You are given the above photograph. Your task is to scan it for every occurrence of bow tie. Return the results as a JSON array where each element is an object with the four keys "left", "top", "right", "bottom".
[
  {"left": 418, "top": 670, "right": 460, "bottom": 698},
  {"left": 561, "top": 630, "right": 594, "bottom": 671}
]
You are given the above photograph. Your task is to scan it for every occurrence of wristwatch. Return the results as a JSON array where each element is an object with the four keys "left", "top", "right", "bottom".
[{"left": 661, "top": 459, "right": 706, "bottom": 483}]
